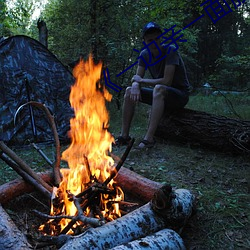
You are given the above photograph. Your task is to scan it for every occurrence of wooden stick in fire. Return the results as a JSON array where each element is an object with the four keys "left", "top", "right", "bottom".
[
  {"left": 33, "top": 193, "right": 104, "bottom": 228},
  {"left": 0, "top": 141, "right": 53, "bottom": 193},
  {"left": 0, "top": 151, "right": 51, "bottom": 199},
  {"left": 14, "top": 101, "right": 62, "bottom": 187},
  {"left": 103, "top": 137, "right": 135, "bottom": 186},
  {"left": 59, "top": 192, "right": 104, "bottom": 235}
]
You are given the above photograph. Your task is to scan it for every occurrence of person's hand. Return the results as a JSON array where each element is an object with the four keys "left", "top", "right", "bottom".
[
  {"left": 131, "top": 75, "right": 142, "bottom": 83},
  {"left": 130, "top": 82, "right": 141, "bottom": 102}
]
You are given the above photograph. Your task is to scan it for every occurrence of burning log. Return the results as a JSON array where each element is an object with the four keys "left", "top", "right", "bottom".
[
  {"left": 0, "top": 204, "right": 32, "bottom": 249},
  {"left": 110, "top": 228, "right": 185, "bottom": 250},
  {"left": 156, "top": 108, "right": 250, "bottom": 154},
  {"left": 59, "top": 185, "right": 195, "bottom": 250}
]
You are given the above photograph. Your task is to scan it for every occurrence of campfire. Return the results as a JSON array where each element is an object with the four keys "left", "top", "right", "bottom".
[
  {"left": 0, "top": 55, "right": 196, "bottom": 249},
  {"left": 39, "top": 55, "right": 127, "bottom": 236}
]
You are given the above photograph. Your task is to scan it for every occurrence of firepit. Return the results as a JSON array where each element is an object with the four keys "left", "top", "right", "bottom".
[{"left": 0, "top": 55, "right": 196, "bottom": 249}]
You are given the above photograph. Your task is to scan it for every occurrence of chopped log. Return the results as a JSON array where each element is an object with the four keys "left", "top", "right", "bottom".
[
  {"left": 59, "top": 186, "right": 195, "bottom": 250},
  {"left": 110, "top": 228, "right": 185, "bottom": 250},
  {"left": 0, "top": 204, "right": 32, "bottom": 249},
  {"left": 155, "top": 108, "right": 250, "bottom": 154}
]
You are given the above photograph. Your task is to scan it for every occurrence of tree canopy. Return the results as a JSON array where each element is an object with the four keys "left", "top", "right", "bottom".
[{"left": 1, "top": 0, "right": 250, "bottom": 91}]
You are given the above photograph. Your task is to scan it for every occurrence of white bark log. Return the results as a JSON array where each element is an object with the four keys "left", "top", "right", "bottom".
[
  {"left": 60, "top": 187, "right": 195, "bottom": 250},
  {"left": 110, "top": 228, "right": 186, "bottom": 250},
  {"left": 59, "top": 202, "right": 165, "bottom": 250},
  {"left": 151, "top": 188, "right": 196, "bottom": 230},
  {"left": 0, "top": 204, "right": 32, "bottom": 249}
]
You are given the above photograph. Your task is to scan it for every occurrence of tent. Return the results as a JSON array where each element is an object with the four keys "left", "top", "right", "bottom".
[{"left": 0, "top": 35, "right": 75, "bottom": 145}]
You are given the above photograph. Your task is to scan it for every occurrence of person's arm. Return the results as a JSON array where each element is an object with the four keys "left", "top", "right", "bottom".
[
  {"left": 130, "top": 66, "right": 145, "bottom": 102},
  {"left": 132, "top": 64, "right": 176, "bottom": 87}
]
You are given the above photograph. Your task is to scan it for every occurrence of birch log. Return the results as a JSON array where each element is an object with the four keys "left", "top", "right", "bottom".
[
  {"left": 60, "top": 186, "right": 195, "bottom": 250},
  {"left": 0, "top": 204, "right": 32, "bottom": 249},
  {"left": 110, "top": 228, "right": 186, "bottom": 250},
  {"left": 59, "top": 202, "right": 167, "bottom": 250}
]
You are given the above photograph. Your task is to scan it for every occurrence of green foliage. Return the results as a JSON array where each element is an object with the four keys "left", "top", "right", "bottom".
[
  {"left": 208, "top": 54, "right": 250, "bottom": 89},
  {"left": 2, "top": 0, "right": 250, "bottom": 91}
]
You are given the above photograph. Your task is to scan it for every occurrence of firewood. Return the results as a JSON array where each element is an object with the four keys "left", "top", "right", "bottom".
[
  {"left": 0, "top": 152, "right": 51, "bottom": 199},
  {"left": 0, "top": 171, "right": 53, "bottom": 204},
  {"left": 104, "top": 138, "right": 135, "bottom": 185},
  {"left": 115, "top": 167, "right": 162, "bottom": 202},
  {"left": 0, "top": 167, "right": 159, "bottom": 205},
  {"left": 59, "top": 202, "right": 166, "bottom": 249},
  {"left": 0, "top": 141, "right": 52, "bottom": 193},
  {"left": 0, "top": 204, "right": 32, "bottom": 249},
  {"left": 59, "top": 186, "right": 195, "bottom": 250},
  {"left": 110, "top": 228, "right": 186, "bottom": 250}
]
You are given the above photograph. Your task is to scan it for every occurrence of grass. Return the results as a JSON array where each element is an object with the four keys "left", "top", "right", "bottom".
[{"left": 0, "top": 93, "right": 249, "bottom": 249}]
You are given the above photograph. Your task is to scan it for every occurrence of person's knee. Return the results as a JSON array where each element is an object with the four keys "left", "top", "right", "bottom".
[
  {"left": 124, "top": 87, "right": 131, "bottom": 99},
  {"left": 153, "top": 85, "right": 166, "bottom": 98}
]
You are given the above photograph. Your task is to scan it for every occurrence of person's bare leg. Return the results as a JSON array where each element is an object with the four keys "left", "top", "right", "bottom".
[
  {"left": 121, "top": 87, "right": 136, "bottom": 138},
  {"left": 139, "top": 85, "right": 166, "bottom": 146}
]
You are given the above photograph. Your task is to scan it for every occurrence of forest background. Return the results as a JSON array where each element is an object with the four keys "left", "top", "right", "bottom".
[
  {"left": 0, "top": 1, "right": 250, "bottom": 249},
  {"left": 1, "top": 0, "right": 249, "bottom": 93}
]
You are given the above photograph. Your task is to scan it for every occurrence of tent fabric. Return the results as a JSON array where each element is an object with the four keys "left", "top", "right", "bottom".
[{"left": 0, "top": 35, "right": 74, "bottom": 144}]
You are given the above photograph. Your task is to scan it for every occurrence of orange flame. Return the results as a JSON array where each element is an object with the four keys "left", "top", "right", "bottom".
[{"left": 43, "top": 55, "right": 123, "bottom": 234}]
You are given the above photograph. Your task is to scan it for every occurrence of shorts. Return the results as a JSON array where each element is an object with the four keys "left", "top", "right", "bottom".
[{"left": 140, "top": 87, "right": 189, "bottom": 112}]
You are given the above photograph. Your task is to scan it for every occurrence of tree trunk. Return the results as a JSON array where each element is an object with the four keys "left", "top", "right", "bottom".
[
  {"left": 156, "top": 108, "right": 250, "bottom": 154},
  {"left": 0, "top": 204, "right": 32, "bottom": 249},
  {"left": 37, "top": 19, "right": 48, "bottom": 47}
]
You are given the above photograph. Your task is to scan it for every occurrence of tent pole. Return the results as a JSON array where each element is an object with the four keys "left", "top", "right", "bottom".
[{"left": 24, "top": 78, "right": 38, "bottom": 142}]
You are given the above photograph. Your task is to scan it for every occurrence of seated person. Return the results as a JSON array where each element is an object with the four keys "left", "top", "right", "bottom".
[{"left": 116, "top": 22, "right": 191, "bottom": 148}]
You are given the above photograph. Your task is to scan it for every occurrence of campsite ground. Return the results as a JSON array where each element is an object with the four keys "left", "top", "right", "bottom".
[{"left": 0, "top": 94, "right": 249, "bottom": 249}]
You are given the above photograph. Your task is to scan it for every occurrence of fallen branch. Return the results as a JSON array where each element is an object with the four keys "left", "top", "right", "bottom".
[{"left": 156, "top": 108, "right": 250, "bottom": 154}]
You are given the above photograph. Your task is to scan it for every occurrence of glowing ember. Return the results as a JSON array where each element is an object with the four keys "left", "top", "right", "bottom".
[{"left": 40, "top": 55, "right": 124, "bottom": 235}]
